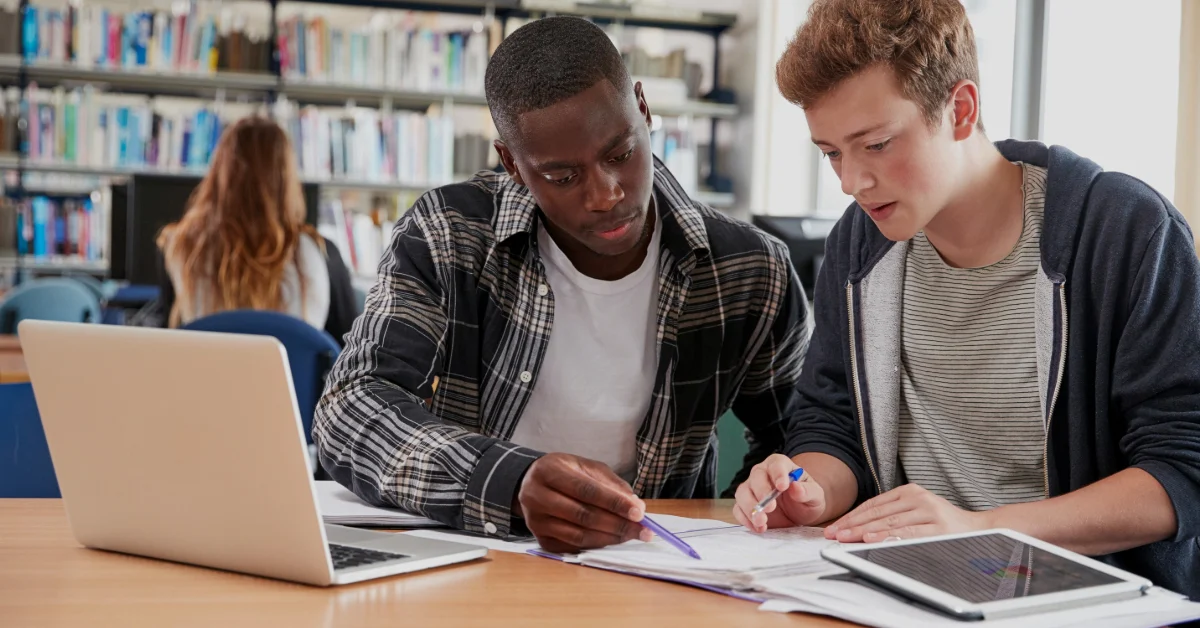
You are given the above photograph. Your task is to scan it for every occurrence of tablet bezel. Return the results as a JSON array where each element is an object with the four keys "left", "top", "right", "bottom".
[{"left": 819, "top": 528, "right": 1152, "bottom": 620}]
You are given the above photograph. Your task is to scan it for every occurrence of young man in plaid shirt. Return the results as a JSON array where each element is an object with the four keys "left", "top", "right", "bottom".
[{"left": 314, "top": 17, "right": 810, "bottom": 553}]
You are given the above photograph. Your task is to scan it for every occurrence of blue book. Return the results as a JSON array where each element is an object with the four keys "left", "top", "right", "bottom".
[
  {"left": 162, "top": 16, "right": 173, "bottom": 69},
  {"left": 32, "top": 197, "right": 48, "bottom": 258},
  {"left": 54, "top": 202, "right": 65, "bottom": 255},
  {"left": 297, "top": 19, "right": 306, "bottom": 76},
  {"left": 207, "top": 114, "right": 220, "bottom": 163},
  {"left": 449, "top": 33, "right": 463, "bottom": 90},
  {"left": 198, "top": 19, "right": 213, "bottom": 70},
  {"left": 96, "top": 9, "right": 108, "bottom": 67},
  {"left": 15, "top": 203, "right": 26, "bottom": 256},
  {"left": 21, "top": 6, "right": 37, "bottom": 60},
  {"left": 136, "top": 12, "right": 151, "bottom": 66},
  {"left": 130, "top": 109, "right": 142, "bottom": 166},
  {"left": 188, "top": 111, "right": 204, "bottom": 167},
  {"left": 122, "top": 13, "right": 137, "bottom": 67},
  {"left": 116, "top": 107, "right": 130, "bottom": 166},
  {"left": 83, "top": 197, "right": 94, "bottom": 260},
  {"left": 181, "top": 118, "right": 192, "bottom": 168}
]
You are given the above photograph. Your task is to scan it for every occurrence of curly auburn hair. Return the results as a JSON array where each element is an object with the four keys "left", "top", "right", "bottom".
[{"left": 776, "top": 0, "right": 985, "bottom": 131}]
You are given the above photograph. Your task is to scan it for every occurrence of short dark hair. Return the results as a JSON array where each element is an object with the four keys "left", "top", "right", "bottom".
[{"left": 485, "top": 16, "right": 631, "bottom": 141}]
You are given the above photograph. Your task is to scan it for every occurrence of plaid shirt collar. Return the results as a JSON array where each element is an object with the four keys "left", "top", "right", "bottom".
[{"left": 491, "top": 158, "right": 711, "bottom": 267}]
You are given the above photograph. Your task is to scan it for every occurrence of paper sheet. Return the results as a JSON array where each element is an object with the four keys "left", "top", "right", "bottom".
[
  {"left": 758, "top": 576, "right": 1200, "bottom": 628},
  {"left": 315, "top": 481, "right": 444, "bottom": 528},
  {"left": 573, "top": 523, "right": 842, "bottom": 589}
]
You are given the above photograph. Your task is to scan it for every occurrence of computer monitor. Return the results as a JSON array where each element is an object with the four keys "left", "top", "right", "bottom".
[{"left": 111, "top": 174, "right": 320, "bottom": 285}]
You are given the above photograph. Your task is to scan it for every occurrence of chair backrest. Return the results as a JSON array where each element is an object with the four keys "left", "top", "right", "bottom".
[
  {"left": 181, "top": 310, "right": 341, "bottom": 444},
  {"left": 63, "top": 273, "right": 108, "bottom": 302},
  {"left": 0, "top": 382, "right": 60, "bottom": 498},
  {"left": 0, "top": 278, "right": 103, "bottom": 335}
]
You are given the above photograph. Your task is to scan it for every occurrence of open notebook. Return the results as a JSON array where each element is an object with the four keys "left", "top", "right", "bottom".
[{"left": 314, "top": 481, "right": 444, "bottom": 528}]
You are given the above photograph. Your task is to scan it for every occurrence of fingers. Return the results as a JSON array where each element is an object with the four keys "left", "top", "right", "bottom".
[
  {"left": 550, "top": 461, "right": 644, "bottom": 520},
  {"left": 836, "top": 508, "right": 927, "bottom": 543},
  {"left": 787, "top": 476, "right": 820, "bottom": 507},
  {"left": 523, "top": 486, "right": 650, "bottom": 543},
  {"left": 861, "top": 524, "right": 939, "bottom": 544},
  {"left": 731, "top": 499, "right": 752, "bottom": 530},
  {"left": 734, "top": 454, "right": 807, "bottom": 532},
  {"left": 826, "top": 487, "right": 908, "bottom": 538},
  {"left": 734, "top": 482, "right": 768, "bottom": 533},
  {"left": 519, "top": 454, "right": 654, "bottom": 553},
  {"left": 533, "top": 515, "right": 630, "bottom": 553},
  {"left": 827, "top": 494, "right": 915, "bottom": 541}
]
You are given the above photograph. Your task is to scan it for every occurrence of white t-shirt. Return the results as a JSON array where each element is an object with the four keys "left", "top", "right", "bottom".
[{"left": 509, "top": 209, "right": 663, "bottom": 482}]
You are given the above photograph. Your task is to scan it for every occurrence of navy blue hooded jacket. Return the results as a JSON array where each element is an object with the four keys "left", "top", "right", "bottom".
[{"left": 785, "top": 139, "right": 1200, "bottom": 598}]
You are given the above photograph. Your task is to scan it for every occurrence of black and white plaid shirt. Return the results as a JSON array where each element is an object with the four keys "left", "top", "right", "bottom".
[{"left": 314, "top": 159, "right": 809, "bottom": 538}]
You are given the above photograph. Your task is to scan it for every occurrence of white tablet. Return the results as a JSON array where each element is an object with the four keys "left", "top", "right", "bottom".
[{"left": 819, "top": 529, "right": 1152, "bottom": 620}]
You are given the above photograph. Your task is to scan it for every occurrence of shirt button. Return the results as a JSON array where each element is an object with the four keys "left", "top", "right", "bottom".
[
  {"left": 519, "top": 371, "right": 532, "bottom": 383},
  {"left": 537, "top": 284, "right": 549, "bottom": 296},
  {"left": 484, "top": 522, "right": 498, "bottom": 535}
]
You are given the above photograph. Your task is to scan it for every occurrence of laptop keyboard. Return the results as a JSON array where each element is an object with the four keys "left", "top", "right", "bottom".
[{"left": 329, "top": 544, "right": 409, "bottom": 571}]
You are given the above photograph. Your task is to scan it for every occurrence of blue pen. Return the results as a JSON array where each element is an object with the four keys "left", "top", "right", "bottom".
[
  {"left": 639, "top": 515, "right": 702, "bottom": 560},
  {"left": 751, "top": 467, "right": 805, "bottom": 517}
]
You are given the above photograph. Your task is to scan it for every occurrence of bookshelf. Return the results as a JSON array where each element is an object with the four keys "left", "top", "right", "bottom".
[
  {"left": 0, "top": 55, "right": 278, "bottom": 99},
  {"left": 0, "top": 153, "right": 461, "bottom": 193},
  {"left": 1, "top": 0, "right": 744, "bottom": 284},
  {"left": 1, "top": 57, "right": 738, "bottom": 118},
  {"left": 305, "top": 0, "right": 735, "bottom": 33},
  {"left": 0, "top": 255, "right": 108, "bottom": 272}
]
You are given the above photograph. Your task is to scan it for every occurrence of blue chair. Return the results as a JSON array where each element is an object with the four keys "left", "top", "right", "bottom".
[
  {"left": 0, "top": 383, "right": 60, "bottom": 498},
  {"left": 63, "top": 273, "right": 109, "bottom": 302},
  {"left": 0, "top": 278, "right": 103, "bottom": 335},
  {"left": 181, "top": 310, "right": 341, "bottom": 447}
]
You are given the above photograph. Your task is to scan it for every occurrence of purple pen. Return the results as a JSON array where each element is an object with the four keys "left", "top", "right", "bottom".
[{"left": 639, "top": 515, "right": 703, "bottom": 560}]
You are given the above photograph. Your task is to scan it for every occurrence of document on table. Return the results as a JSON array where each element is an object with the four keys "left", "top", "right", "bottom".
[
  {"left": 569, "top": 518, "right": 843, "bottom": 590},
  {"left": 314, "top": 481, "right": 444, "bottom": 528},
  {"left": 402, "top": 512, "right": 1200, "bottom": 627},
  {"left": 758, "top": 575, "right": 1200, "bottom": 628}
]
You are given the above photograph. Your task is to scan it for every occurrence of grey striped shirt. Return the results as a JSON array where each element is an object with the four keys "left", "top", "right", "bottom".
[{"left": 898, "top": 163, "right": 1049, "bottom": 511}]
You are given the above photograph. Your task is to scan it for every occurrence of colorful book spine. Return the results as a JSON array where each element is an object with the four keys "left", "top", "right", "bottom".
[{"left": 22, "top": 6, "right": 38, "bottom": 60}]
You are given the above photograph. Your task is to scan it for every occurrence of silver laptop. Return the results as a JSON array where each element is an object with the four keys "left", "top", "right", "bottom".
[{"left": 18, "top": 320, "right": 487, "bottom": 586}]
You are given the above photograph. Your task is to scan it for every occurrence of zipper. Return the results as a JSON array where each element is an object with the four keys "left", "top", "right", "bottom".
[
  {"left": 1043, "top": 281, "right": 1068, "bottom": 497},
  {"left": 846, "top": 283, "right": 883, "bottom": 494}
]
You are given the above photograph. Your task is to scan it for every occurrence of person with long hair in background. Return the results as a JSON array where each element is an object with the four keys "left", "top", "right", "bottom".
[{"left": 156, "top": 117, "right": 357, "bottom": 344}]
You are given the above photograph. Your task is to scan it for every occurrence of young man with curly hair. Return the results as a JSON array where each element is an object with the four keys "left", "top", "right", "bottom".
[{"left": 734, "top": 0, "right": 1200, "bottom": 597}]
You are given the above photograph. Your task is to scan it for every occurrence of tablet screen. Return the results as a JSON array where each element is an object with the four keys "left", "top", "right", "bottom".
[{"left": 847, "top": 533, "right": 1125, "bottom": 604}]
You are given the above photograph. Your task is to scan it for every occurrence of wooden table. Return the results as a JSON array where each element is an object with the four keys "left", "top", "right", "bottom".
[
  {"left": 0, "top": 334, "right": 27, "bottom": 384},
  {"left": 0, "top": 499, "right": 849, "bottom": 627}
]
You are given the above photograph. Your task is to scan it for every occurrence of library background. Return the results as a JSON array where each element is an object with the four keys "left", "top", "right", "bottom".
[{"left": 0, "top": 0, "right": 1197, "bottom": 486}]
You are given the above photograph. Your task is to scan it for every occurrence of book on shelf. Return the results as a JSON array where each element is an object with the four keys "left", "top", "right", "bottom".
[
  {"left": 0, "top": 193, "right": 107, "bottom": 262},
  {"left": 652, "top": 119, "right": 699, "bottom": 196},
  {"left": 1, "top": 88, "right": 19, "bottom": 155},
  {"left": 0, "top": 4, "right": 18, "bottom": 56},
  {"left": 278, "top": 99, "right": 454, "bottom": 185},
  {"left": 277, "top": 10, "right": 486, "bottom": 94},
  {"left": 20, "top": 0, "right": 271, "bottom": 74},
  {"left": 18, "top": 83, "right": 258, "bottom": 171},
  {"left": 317, "top": 190, "right": 415, "bottom": 277}
]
